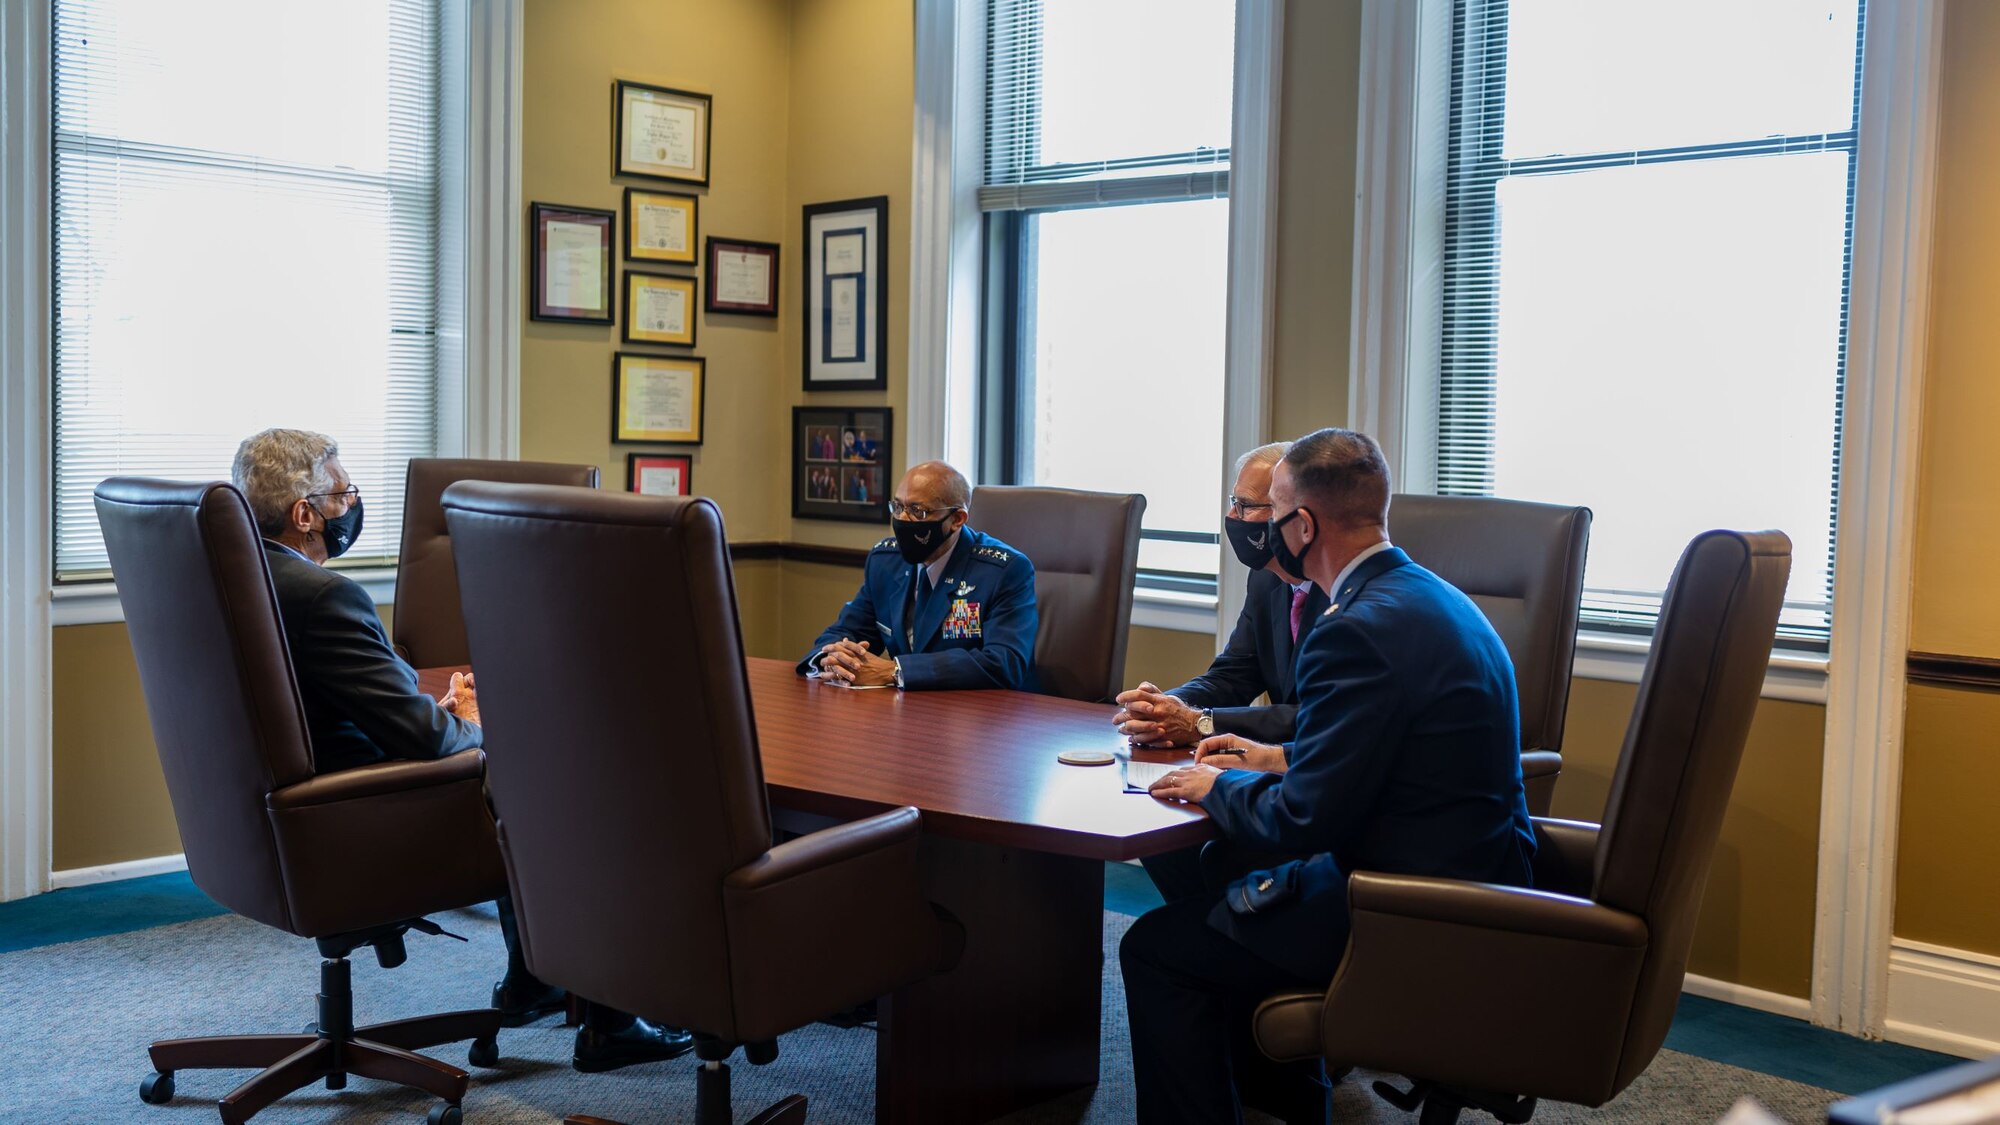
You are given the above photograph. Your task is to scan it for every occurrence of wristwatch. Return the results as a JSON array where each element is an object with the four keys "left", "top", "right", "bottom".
[
  {"left": 893, "top": 657, "right": 906, "bottom": 690},
  {"left": 1195, "top": 709, "right": 1215, "bottom": 737}
]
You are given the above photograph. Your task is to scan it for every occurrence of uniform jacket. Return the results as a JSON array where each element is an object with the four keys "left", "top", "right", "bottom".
[
  {"left": 1200, "top": 546, "right": 1536, "bottom": 981},
  {"left": 264, "top": 541, "right": 481, "bottom": 775},
  {"left": 797, "top": 527, "right": 1039, "bottom": 692},
  {"left": 1167, "top": 567, "right": 1329, "bottom": 744}
]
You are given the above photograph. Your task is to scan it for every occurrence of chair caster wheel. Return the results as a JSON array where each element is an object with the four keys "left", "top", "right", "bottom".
[
  {"left": 139, "top": 1070, "right": 175, "bottom": 1104},
  {"left": 468, "top": 1035, "right": 500, "bottom": 1068},
  {"left": 426, "top": 1102, "right": 463, "bottom": 1125}
]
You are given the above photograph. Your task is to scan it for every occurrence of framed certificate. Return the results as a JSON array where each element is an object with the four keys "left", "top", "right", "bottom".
[
  {"left": 802, "top": 196, "right": 888, "bottom": 391},
  {"left": 613, "top": 353, "right": 705, "bottom": 444},
  {"left": 705, "top": 236, "right": 779, "bottom": 317},
  {"left": 622, "top": 271, "right": 698, "bottom": 348},
  {"left": 529, "top": 202, "right": 615, "bottom": 324},
  {"left": 614, "top": 79, "right": 711, "bottom": 187},
  {"left": 627, "top": 452, "right": 693, "bottom": 496},
  {"left": 624, "top": 188, "right": 698, "bottom": 265},
  {"left": 794, "top": 406, "right": 892, "bottom": 523}
]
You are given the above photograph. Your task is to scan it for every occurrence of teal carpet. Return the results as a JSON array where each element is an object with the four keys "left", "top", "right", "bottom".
[{"left": 0, "top": 862, "right": 1965, "bottom": 1119}]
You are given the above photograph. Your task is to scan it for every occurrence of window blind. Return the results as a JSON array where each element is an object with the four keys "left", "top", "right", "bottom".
[
  {"left": 982, "top": 0, "right": 1231, "bottom": 213},
  {"left": 1436, "top": 0, "right": 1864, "bottom": 645},
  {"left": 53, "top": 0, "right": 440, "bottom": 580}
]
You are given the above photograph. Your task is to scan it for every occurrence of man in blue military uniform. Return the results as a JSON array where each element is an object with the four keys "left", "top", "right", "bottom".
[{"left": 799, "top": 460, "right": 1039, "bottom": 692}]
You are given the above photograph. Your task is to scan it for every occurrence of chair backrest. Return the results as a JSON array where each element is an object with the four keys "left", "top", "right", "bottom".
[
  {"left": 968, "top": 484, "right": 1145, "bottom": 703},
  {"left": 1591, "top": 529, "right": 1791, "bottom": 1091},
  {"left": 441, "top": 482, "right": 771, "bottom": 1033},
  {"left": 394, "top": 457, "right": 600, "bottom": 667},
  {"left": 1390, "top": 494, "right": 1591, "bottom": 756},
  {"left": 93, "top": 479, "right": 312, "bottom": 933}
]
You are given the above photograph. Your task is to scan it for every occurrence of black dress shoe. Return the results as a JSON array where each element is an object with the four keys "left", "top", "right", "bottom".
[
  {"left": 818, "top": 999, "right": 877, "bottom": 1029},
  {"left": 572, "top": 1018, "right": 696, "bottom": 1073},
  {"left": 492, "top": 977, "right": 568, "bottom": 1028}
]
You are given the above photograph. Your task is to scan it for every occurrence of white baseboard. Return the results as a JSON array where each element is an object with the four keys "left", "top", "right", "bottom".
[
  {"left": 1682, "top": 972, "right": 1814, "bottom": 1020},
  {"left": 1884, "top": 938, "right": 2000, "bottom": 1059},
  {"left": 49, "top": 853, "right": 187, "bottom": 890}
]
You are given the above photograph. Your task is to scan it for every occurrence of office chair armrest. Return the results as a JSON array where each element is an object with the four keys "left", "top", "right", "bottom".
[
  {"left": 1300, "top": 872, "right": 1649, "bottom": 1106},
  {"left": 725, "top": 805, "right": 922, "bottom": 891},
  {"left": 722, "top": 806, "right": 963, "bottom": 1043},
  {"left": 1349, "top": 872, "right": 1644, "bottom": 946},
  {"left": 1530, "top": 816, "right": 1600, "bottom": 897},
  {"left": 1520, "top": 749, "right": 1562, "bottom": 780},
  {"left": 267, "top": 748, "right": 487, "bottom": 810}
]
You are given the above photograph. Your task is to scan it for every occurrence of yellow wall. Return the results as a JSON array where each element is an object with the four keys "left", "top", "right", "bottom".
[
  {"left": 51, "top": 624, "right": 177, "bottom": 869},
  {"left": 1895, "top": 0, "right": 2000, "bottom": 958}
]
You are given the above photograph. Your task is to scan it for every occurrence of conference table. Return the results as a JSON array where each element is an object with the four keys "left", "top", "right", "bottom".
[{"left": 420, "top": 656, "right": 1214, "bottom": 1124}]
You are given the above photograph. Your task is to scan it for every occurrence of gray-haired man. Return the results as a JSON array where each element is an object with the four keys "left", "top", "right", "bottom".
[{"left": 232, "top": 428, "right": 692, "bottom": 1073}]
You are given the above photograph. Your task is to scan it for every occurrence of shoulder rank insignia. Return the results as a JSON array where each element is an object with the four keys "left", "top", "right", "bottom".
[
  {"left": 872, "top": 536, "right": 898, "bottom": 551},
  {"left": 972, "top": 546, "right": 1011, "bottom": 564}
]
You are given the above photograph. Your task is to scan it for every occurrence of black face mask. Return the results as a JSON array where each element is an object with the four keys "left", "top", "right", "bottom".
[
  {"left": 312, "top": 497, "right": 364, "bottom": 560},
  {"left": 1223, "top": 516, "right": 1273, "bottom": 571},
  {"left": 892, "top": 513, "right": 956, "bottom": 565},
  {"left": 1270, "top": 506, "right": 1314, "bottom": 580}
]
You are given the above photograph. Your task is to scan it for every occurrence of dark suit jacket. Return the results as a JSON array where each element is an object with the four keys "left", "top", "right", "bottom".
[
  {"left": 264, "top": 541, "right": 481, "bottom": 775},
  {"left": 1200, "top": 547, "right": 1536, "bottom": 981},
  {"left": 1167, "top": 568, "right": 1329, "bottom": 743},
  {"left": 797, "top": 527, "right": 1039, "bottom": 691}
]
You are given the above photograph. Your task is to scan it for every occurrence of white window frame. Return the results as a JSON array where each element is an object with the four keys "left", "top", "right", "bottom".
[
  {"left": 1348, "top": 0, "right": 1943, "bottom": 1034},
  {"left": 909, "top": 0, "right": 1281, "bottom": 638},
  {"left": 0, "top": 0, "right": 525, "bottom": 901}
]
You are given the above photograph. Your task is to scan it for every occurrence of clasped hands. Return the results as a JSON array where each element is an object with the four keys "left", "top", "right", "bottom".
[
  {"left": 438, "top": 671, "right": 481, "bottom": 725},
  {"left": 815, "top": 638, "right": 898, "bottom": 687}
]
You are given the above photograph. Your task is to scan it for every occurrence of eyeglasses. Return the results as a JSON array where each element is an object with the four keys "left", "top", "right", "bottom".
[
  {"left": 1227, "top": 496, "right": 1274, "bottom": 517},
  {"left": 887, "top": 501, "right": 961, "bottom": 522},
  {"left": 305, "top": 486, "right": 360, "bottom": 506}
]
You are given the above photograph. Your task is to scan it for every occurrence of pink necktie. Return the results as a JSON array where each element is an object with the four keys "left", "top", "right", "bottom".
[{"left": 1290, "top": 585, "right": 1310, "bottom": 643}]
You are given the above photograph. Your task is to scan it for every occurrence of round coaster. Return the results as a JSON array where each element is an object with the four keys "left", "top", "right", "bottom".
[{"left": 1056, "top": 749, "right": 1117, "bottom": 767}]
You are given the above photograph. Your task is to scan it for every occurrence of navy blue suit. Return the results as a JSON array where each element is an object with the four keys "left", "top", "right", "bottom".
[
  {"left": 797, "top": 527, "right": 1039, "bottom": 692},
  {"left": 264, "top": 541, "right": 480, "bottom": 775},
  {"left": 1168, "top": 567, "right": 1329, "bottom": 744},
  {"left": 1122, "top": 546, "right": 1534, "bottom": 1125}
]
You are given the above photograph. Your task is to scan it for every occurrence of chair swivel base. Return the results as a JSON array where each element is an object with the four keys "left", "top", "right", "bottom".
[
  {"left": 1374, "top": 1078, "right": 1536, "bottom": 1125},
  {"left": 563, "top": 1056, "right": 807, "bottom": 1125},
  {"left": 563, "top": 1092, "right": 807, "bottom": 1125},
  {"left": 138, "top": 951, "right": 501, "bottom": 1125}
]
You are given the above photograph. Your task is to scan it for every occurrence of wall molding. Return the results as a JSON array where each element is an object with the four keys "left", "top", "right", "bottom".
[
  {"left": 1682, "top": 972, "right": 1815, "bottom": 1022},
  {"left": 1813, "top": 0, "right": 1946, "bottom": 1040},
  {"left": 1905, "top": 651, "right": 2000, "bottom": 691},
  {"left": 1214, "top": 0, "right": 1283, "bottom": 651},
  {"left": 0, "top": 0, "right": 54, "bottom": 905},
  {"left": 460, "top": 0, "right": 525, "bottom": 461},
  {"left": 51, "top": 853, "right": 188, "bottom": 891},
  {"left": 907, "top": 0, "right": 983, "bottom": 469},
  {"left": 1884, "top": 939, "right": 2000, "bottom": 1059}
]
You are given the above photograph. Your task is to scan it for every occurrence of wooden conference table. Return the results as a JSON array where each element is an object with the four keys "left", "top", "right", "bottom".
[{"left": 421, "top": 657, "right": 1214, "bottom": 1124}]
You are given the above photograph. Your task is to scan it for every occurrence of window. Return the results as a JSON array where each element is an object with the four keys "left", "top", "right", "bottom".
[
  {"left": 53, "top": 0, "right": 442, "bottom": 579},
  {"left": 1436, "top": 0, "right": 1864, "bottom": 644},
  {"left": 980, "top": 0, "right": 1236, "bottom": 591}
]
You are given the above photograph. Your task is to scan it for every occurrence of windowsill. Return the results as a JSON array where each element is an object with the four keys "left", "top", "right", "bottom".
[
  {"left": 1572, "top": 629, "right": 1829, "bottom": 704},
  {"left": 49, "top": 567, "right": 401, "bottom": 628},
  {"left": 1131, "top": 587, "right": 1219, "bottom": 633}
]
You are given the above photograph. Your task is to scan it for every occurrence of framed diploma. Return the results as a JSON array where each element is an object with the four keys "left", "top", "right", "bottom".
[
  {"left": 614, "top": 79, "right": 711, "bottom": 187},
  {"left": 704, "top": 236, "right": 780, "bottom": 317},
  {"left": 622, "top": 271, "right": 698, "bottom": 348},
  {"left": 802, "top": 196, "right": 888, "bottom": 391},
  {"left": 613, "top": 353, "right": 705, "bottom": 444},
  {"left": 793, "top": 406, "right": 893, "bottom": 523},
  {"left": 627, "top": 453, "right": 693, "bottom": 497},
  {"left": 624, "top": 188, "right": 698, "bottom": 265},
  {"left": 529, "top": 202, "right": 615, "bottom": 324}
]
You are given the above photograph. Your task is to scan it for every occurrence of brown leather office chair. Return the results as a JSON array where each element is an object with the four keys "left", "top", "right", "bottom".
[
  {"left": 393, "top": 457, "right": 600, "bottom": 667},
  {"left": 968, "top": 484, "right": 1146, "bottom": 703},
  {"left": 94, "top": 479, "right": 508, "bottom": 1125},
  {"left": 440, "top": 482, "right": 964, "bottom": 1125},
  {"left": 1251, "top": 529, "right": 1791, "bottom": 1124},
  {"left": 1392, "top": 494, "right": 1592, "bottom": 817}
]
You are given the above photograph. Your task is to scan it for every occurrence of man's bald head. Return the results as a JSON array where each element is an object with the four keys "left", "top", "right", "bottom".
[{"left": 896, "top": 460, "right": 971, "bottom": 512}]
